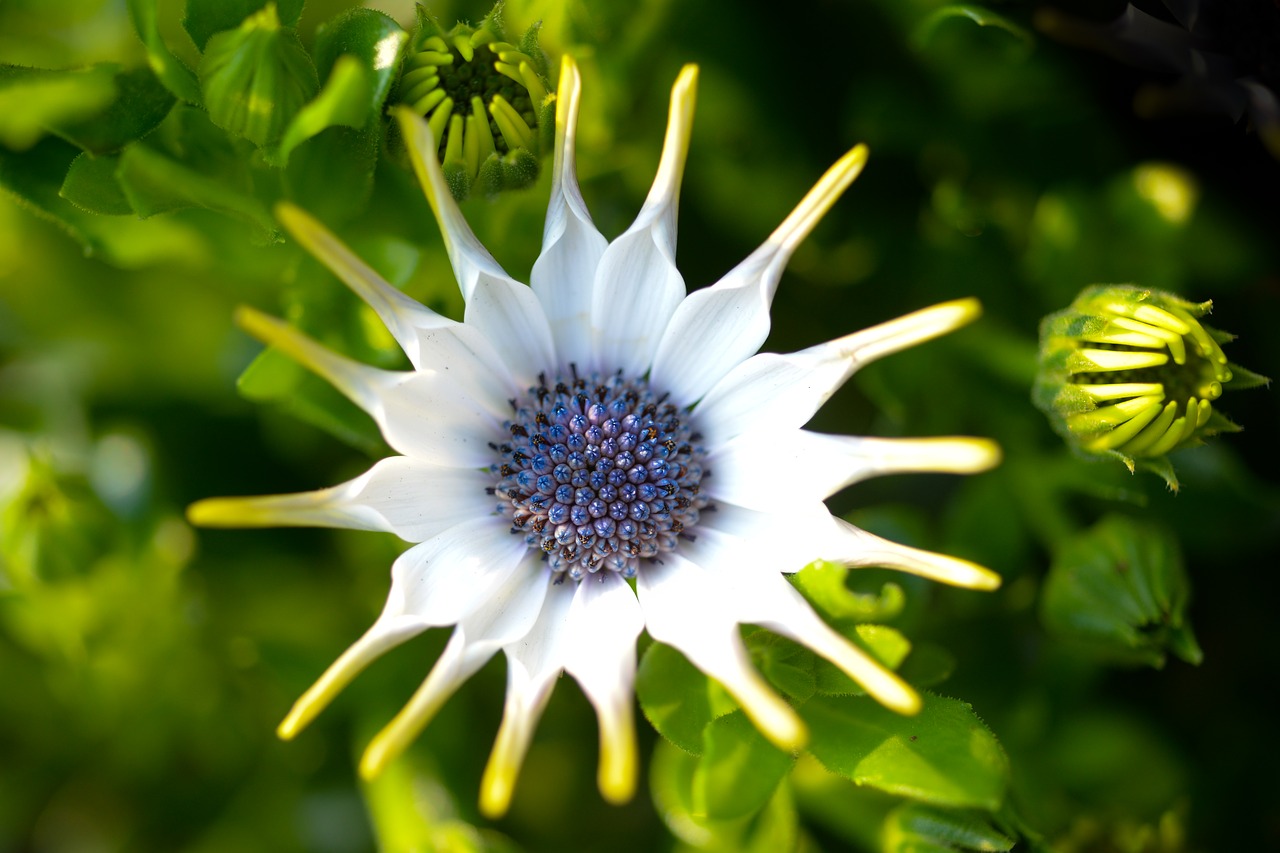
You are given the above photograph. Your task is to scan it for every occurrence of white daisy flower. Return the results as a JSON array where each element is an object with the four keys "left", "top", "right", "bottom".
[{"left": 189, "top": 56, "right": 1001, "bottom": 817}]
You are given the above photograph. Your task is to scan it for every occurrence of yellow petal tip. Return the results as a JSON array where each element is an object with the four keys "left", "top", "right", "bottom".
[
  {"left": 357, "top": 746, "right": 388, "bottom": 782},
  {"left": 478, "top": 778, "right": 513, "bottom": 820},
  {"left": 598, "top": 766, "right": 636, "bottom": 806},
  {"left": 186, "top": 497, "right": 250, "bottom": 528}
]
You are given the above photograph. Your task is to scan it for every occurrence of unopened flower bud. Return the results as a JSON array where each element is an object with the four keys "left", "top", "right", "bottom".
[
  {"left": 1041, "top": 514, "right": 1201, "bottom": 668},
  {"left": 1034, "top": 285, "right": 1267, "bottom": 484},
  {"left": 398, "top": 4, "right": 552, "bottom": 200}
]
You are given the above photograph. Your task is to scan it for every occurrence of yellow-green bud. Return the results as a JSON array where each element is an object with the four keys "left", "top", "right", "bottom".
[
  {"left": 1034, "top": 285, "right": 1267, "bottom": 485},
  {"left": 398, "top": 3, "right": 552, "bottom": 201}
]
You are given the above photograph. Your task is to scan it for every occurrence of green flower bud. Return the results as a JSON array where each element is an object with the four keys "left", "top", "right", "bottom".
[
  {"left": 1034, "top": 285, "right": 1268, "bottom": 486},
  {"left": 1040, "top": 514, "right": 1201, "bottom": 669},
  {"left": 198, "top": 3, "right": 319, "bottom": 148},
  {"left": 399, "top": 3, "right": 553, "bottom": 201}
]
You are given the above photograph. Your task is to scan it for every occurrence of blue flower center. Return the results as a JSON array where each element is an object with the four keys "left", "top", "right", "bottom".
[{"left": 491, "top": 371, "right": 708, "bottom": 582}]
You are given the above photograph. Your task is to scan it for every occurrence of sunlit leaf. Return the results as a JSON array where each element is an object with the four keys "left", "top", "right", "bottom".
[
  {"left": 792, "top": 560, "right": 906, "bottom": 623},
  {"left": 637, "top": 641, "right": 738, "bottom": 755},
  {"left": 805, "top": 694, "right": 1009, "bottom": 811},
  {"left": 650, "top": 739, "right": 802, "bottom": 852},
  {"left": 694, "top": 711, "right": 794, "bottom": 820}
]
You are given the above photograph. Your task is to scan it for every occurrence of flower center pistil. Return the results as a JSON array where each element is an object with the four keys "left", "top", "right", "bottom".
[{"left": 491, "top": 372, "right": 708, "bottom": 582}]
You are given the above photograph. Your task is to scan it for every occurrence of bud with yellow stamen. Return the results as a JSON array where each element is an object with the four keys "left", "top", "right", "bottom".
[
  {"left": 397, "top": 3, "right": 553, "bottom": 200},
  {"left": 1034, "top": 285, "right": 1268, "bottom": 487}
]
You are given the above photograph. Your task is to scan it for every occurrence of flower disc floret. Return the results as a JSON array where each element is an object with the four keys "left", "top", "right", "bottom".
[{"left": 493, "top": 371, "right": 706, "bottom": 581}]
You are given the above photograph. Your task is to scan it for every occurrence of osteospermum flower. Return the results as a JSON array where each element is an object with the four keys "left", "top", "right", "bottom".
[{"left": 190, "top": 56, "right": 1002, "bottom": 816}]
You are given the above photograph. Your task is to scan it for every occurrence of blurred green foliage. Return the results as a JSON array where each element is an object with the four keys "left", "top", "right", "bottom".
[{"left": 2, "top": 0, "right": 1278, "bottom": 851}]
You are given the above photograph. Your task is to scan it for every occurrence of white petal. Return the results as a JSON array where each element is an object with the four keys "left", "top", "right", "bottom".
[
  {"left": 276, "top": 202, "right": 517, "bottom": 404},
  {"left": 395, "top": 107, "right": 558, "bottom": 385},
  {"left": 234, "top": 307, "right": 501, "bottom": 466},
  {"left": 823, "top": 516, "right": 1002, "bottom": 591},
  {"left": 590, "top": 65, "right": 698, "bottom": 376},
  {"left": 562, "top": 572, "right": 644, "bottom": 804},
  {"left": 650, "top": 145, "right": 869, "bottom": 403},
  {"left": 530, "top": 56, "right": 608, "bottom": 369},
  {"left": 694, "top": 299, "right": 982, "bottom": 443},
  {"left": 188, "top": 456, "right": 495, "bottom": 543},
  {"left": 463, "top": 274, "right": 559, "bottom": 388},
  {"left": 387, "top": 517, "right": 530, "bottom": 625},
  {"left": 358, "top": 556, "right": 550, "bottom": 779},
  {"left": 687, "top": 538, "right": 919, "bottom": 715},
  {"left": 637, "top": 554, "right": 807, "bottom": 751},
  {"left": 695, "top": 498, "right": 833, "bottom": 571},
  {"left": 695, "top": 499, "right": 1001, "bottom": 591},
  {"left": 705, "top": 431, "right": 1001, "bottom": 511},
  {"left": 394, "top": 107, "right": 521, "bottom": 304},
  {"left": 480, "top": 579, "right": 576, "bottom": 817}
]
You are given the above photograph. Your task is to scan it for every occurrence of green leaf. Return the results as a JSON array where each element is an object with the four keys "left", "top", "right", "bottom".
[
  {"left": 0, "top": 64, "right": 118, "bottom": 150},
  {"left": 695, "top": 711, "right": 794, "bottom": 820},
  {"left": 236, "top": 348, "right": 387, "bottom": 456},
  {"left": 362, "top": 746, "right": 517, "bottom": 853},
  {"left": 882, "top": 803, "right": 1015, "bottom": 852},
  {"left": 115, "top": 143, "right": 279, "bottom": 242},
  {"left": 636, "top": 641, "right": 738, "bottom": 755},
  {"left": 1040, "top": 514, "right": 1202, "bottom": 667},
  {"left": 746, "top": 631, "right": 817, "bottom": 702},
  {"left": 650, "top": 740, "right": 802, "bottom": 852},
  {"left": 898, "top": 643, "right": 957, "bottom": 689},
  {"left": 60, "top": 152, "right": 132, "bottom": 215},
  {"left": 0, "top": 138, "right": 104, "bottom": 255},
  {"left": 282, "top": 125, "right": 380, "bottom": 225},
  {"left": 269, "top": 56, "right": 371, "bottom": 167},
  {"left": 50, "top": 67, "right": 175, "bottom": 154},
  {"left": 791, "top": 560, "right": 905, "bottom": 622},
  {"left": 804, "top": 694, "right": 1009, "bottom": 811},
  {"left": 198, "top": 5, "right": 318, "bottom": 148},
  {"left": 127, "top": 0, "right": 201, "bottom": 104},
  {"left": 914, "top": 5, "right": 1034, "bottom": 54},
  {"left": 183, "top": 0, "right": 305, "bottom": 50}
]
